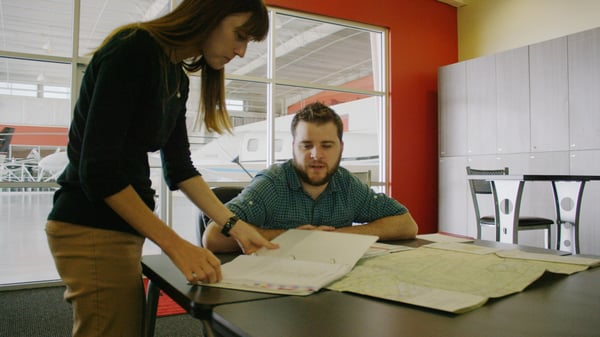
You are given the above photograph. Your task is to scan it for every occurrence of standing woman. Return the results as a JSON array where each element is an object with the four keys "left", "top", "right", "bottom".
[{"left": 45, "top": 1, "right": 276, "bottom": 336}]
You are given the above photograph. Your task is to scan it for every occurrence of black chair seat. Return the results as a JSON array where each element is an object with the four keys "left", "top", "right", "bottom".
[
  {"left": 480, "top": 216, "right": 496, "bottom": 225},
  {"left": 517, "top": 217, "right": 554, "bottom": 227},
  {"left": 480, "top": 216, "right": 553, "bottom": 228}
]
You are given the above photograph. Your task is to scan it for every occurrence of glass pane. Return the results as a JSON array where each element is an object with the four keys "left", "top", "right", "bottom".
[
  {"left": 0, "top": 192, "right": 59, "bottom": 284},
  {"left": 0, "top": 0, "right": 73, "bottom": 57},
  {"left": 79, "top": 0, "right": 169, "bottom": 56},
  {"left": 275, "top": 13, "right": 383, "bottom": 91},
  {"left": 0, "top": 57, "right": 70, "bottom": 285},
  {"left": 0, "top": 58, "right": 72, "bottom": 126},
  {"left": 0, "top": 58, "right": 71, "bottom": 182},
  {"left": 274, "top": 85, "right": 380, "bottom": 180},
  {"left": 189, "top": 80, "right": 268, "bottom": 183}
]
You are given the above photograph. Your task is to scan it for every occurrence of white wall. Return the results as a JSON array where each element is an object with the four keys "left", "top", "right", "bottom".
[{"left": 458, "top": 0, "right": 600, "bottom": 60}]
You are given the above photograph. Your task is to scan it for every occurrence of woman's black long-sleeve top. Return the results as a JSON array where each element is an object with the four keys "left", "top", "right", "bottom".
[{"left": 48, "top": 29, "right": 200, "bottom": 235}]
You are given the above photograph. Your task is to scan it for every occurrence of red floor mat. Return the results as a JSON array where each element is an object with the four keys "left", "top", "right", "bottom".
[{"left": 143, "top": 278, "right": 186, "bottom": 317}]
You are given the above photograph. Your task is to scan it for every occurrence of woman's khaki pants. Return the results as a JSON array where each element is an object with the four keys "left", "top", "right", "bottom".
[{"left": 46, "top": 221, "right": 145, "bottom": 337}]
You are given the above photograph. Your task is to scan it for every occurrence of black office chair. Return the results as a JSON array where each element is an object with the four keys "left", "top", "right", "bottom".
[
  {"left": 196, "top": 186, "right": 244, "bottom": 247},
  {"left": 466, "top": 166, "right": 554, "bottom": 248}
]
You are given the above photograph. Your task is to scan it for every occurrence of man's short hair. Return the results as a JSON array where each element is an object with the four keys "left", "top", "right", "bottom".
[{"left": 290, "top": 102, "right": 344, "bottom": 141}]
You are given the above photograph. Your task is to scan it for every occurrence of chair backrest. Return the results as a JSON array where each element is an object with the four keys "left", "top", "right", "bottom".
[
  {"left": 466, "top": 166, "right": 509, "bottom": 239},
  {"left": 351, "top": 170, "right": 372, "bottom": 187},
  {"left": 196, "top": 186, "right": 244, "bottom": 246},
  {"left": 466, "top": 166, "right": 508, "bottom": 194}
]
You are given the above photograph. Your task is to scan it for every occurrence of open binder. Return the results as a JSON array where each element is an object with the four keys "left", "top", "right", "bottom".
[{"left": 201, "top": 229, "right": 378, "bottom": 295}]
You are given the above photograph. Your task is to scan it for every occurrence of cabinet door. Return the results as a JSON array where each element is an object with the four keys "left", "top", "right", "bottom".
[
  {"left": 438, "top": 157, "right": 469, "bottom": 236},
  {"left": 530, "top": 37, "right": 569, "bottom": 152},
  {"left": 496, "top": 47, "right": 530, "bottom": 154},
  {"left": 568, "top": 27, "right": 600, "bottom": 150},
  {"left": 438, "top": 62, "right": 467, "bottom": 157},
  {"left": 466, "top": 55, "right": 497, "bottom": 155}
]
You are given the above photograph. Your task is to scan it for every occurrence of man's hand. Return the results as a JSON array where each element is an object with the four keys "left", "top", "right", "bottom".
[{"left": 229, "top": 220, "right": 279, "bottom": 254}]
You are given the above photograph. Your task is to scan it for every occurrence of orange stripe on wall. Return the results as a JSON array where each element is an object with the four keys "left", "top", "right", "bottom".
[
  {"left": 1, "top": 125, "right": 69, "bottom": 147},
  {"left": 286, "top": 76, "right": 374, "bottom": 115}
]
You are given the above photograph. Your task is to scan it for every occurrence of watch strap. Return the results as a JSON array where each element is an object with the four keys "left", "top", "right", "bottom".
[{"left": 220, "top": 215, "right": 240, "bottom": 237}]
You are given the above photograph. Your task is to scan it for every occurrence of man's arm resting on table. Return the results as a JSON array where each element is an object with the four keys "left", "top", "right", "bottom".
[
  {"left": 203, "top": 212, "right": 418, "bottom": 253},
  {"left": 334, "top": 212, "right": 418, "bottom": 241}
]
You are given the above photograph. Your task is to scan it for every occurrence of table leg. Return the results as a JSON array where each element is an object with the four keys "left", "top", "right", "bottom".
[
  {"left": 144, "top": 279, "right": 159, "bottom": 337},
  {"left": 552, "top": 181, "right": 585, "bottom": 254},
  {"left": 491, "top": 180, "right": 525, "bottom": 245},
  {"left": 202, "top": 320, "right": 216, "bottom": 337}
]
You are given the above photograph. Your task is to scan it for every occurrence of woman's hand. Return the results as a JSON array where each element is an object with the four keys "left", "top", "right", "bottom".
[
  {"left": 164, "top": 238, "right": 222, "bottom": 284},
  {"left": 229, "top": 220, "right": 279, "bottom": 254}
]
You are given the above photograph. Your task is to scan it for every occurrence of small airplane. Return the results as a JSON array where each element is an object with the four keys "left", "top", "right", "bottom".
[
  {"left": 37, "top": 150, "right": 68, "bottom": 182},
  {"left": 190, "top": 97, "right": 380, "bottom": 182}
]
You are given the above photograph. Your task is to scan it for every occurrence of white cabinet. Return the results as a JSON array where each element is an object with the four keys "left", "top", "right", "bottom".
[
  {"left": 568, "top": 27, "right": 600, "bottom": 150},
  {"left": 438, "top": 26, "right": 600, "bottom": 255},
  {"left": 466, "top": 55, "right": 496, "bottom": 155},
  {"left": 438, "top": 157, "right": 469, "bottom": 236},
  {"left": 530, "top": 37, "right": 569, "bottom": 152},
  {"left": 496, "top": 47, "right": 530, "bottom": 154},
  {"left": 438, "top": 62, "right": 467, "bottom": 157}
]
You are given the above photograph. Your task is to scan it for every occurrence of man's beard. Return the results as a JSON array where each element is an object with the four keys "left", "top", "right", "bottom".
[{"left": 292, "top": 156, "right": 341, "bottom": 187}]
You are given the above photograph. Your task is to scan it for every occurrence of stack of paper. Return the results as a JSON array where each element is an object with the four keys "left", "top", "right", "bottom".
[{"left": 202, "top": 229, "right": 378, "bottom": 295}]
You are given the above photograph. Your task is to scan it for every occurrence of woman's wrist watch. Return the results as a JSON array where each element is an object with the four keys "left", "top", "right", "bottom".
[{"left": 220, "top": 215, "right": 240, "bottom": 237}]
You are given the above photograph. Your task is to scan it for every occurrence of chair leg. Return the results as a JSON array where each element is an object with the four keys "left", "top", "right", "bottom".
[
  {"left": 556, "top": 222, "right": 562, "bottom": 251},
  {"left": 546, "top": 227, "right": 551, "bottom": 250},
  {"left": 202, "top": 320, "right": 216, "bottom": 337},
  {"left": 574, "top": 223, "right": 580, "bottom": 255}
]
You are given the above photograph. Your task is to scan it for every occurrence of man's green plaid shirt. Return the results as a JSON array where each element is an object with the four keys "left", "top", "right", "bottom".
[{"left": 226, "top": 160, "right": 408, "bottom": 229}]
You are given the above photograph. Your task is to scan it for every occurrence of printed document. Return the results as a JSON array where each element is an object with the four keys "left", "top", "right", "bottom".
[{"left": 202, "top": 229, "right": 378, "bottom": 295}]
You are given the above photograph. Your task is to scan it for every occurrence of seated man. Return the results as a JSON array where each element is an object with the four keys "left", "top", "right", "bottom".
[{"left": 203, "top": 102, "right": 418, "bottom": 252}]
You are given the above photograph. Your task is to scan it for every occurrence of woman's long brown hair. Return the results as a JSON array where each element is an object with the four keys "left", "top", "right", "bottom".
[{"left": 95, "top": 0, "right": 269, "bottom": 134}]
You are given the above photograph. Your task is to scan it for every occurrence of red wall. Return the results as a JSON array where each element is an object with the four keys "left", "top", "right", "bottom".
[{"left": 266, "top": 0, "right": 458, "bottom": 233}]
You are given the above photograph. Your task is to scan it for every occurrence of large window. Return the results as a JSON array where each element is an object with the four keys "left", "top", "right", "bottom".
[
  {"left": 188, "top": 11, "right": 387, "bottom": 183},
  {"left": 0, "top": 1, "right": 387, "bottom": 287}
]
